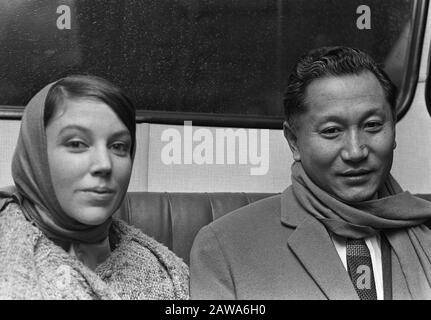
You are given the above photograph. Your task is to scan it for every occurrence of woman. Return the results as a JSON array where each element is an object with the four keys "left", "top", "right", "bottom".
[{"left": 0, "top": 75, "right": 189, "bottom": 299}]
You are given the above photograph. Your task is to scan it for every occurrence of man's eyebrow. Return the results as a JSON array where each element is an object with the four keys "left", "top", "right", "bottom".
[{"left": 314, "top": 106, "right": 387, "bottom": 124}]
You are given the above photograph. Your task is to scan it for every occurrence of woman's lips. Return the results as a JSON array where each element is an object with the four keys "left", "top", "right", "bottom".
[
  {"left": 82, "top": 187, "right": 115, "bottom": 193},
  {"left": 80, "top": 188, "right": 115, "bottom": 204}
]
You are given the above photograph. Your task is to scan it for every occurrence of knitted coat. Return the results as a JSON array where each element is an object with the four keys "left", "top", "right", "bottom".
[{"left": 0, "top": 202, "right": 189, "bottom": 300}]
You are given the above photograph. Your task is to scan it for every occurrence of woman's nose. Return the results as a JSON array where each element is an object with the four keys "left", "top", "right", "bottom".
[
  {"left": 90, "top": 147, "right": 112, "bottom": 176},
  {"left": 340, "top": 132, "right": 369, "bottom": 162}
]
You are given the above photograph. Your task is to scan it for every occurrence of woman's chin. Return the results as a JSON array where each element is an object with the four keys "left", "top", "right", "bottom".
[{"left": 67, "top": 207, "right": 114, "bottom": 226}]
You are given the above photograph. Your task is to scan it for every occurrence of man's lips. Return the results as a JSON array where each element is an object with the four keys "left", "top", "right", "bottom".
[
  {"left": 339, "top": 168, "right": 373, "bottom": 177},
  {"left": 337, "top": 168, "right": 375, "bottom": 185}
]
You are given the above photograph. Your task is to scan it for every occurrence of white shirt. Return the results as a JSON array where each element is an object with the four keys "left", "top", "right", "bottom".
[{"left": 331, "top": 233, "right": 383, "bottom": 300}]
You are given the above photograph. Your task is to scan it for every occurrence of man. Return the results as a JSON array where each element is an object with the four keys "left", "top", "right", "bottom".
[{"left": 189, "top": 46, "right": 431, "bottom": 299}]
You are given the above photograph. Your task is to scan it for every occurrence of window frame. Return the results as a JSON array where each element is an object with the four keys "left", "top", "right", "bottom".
[
  {"left": 423, "top": 1, "right": 431, "bottom": 118},
  {"left": 0, "top": 0, "right": 428, "bottom": 129},
  {"left": 398, "top": 0, "right": 428, "bottom": 122}
]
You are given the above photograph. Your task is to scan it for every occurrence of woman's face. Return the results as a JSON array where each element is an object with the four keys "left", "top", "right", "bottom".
[
  {"left": 46, "top": 99, "right": 133, "bottom": 225},
  {"left": 285, "top": 71, "right": 396, "bottom": 203}
]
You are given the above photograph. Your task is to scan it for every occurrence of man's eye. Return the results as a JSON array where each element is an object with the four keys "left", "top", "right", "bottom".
[
  {"left": 365, "top": 121, "right": 383, "bottom": 131},
  {"left": 320, "top": 127, "right": 341, "bottom": 137}
]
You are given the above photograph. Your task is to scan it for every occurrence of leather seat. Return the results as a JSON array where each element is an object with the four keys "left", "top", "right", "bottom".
[{"left": 114, "top": 192, "right": 276, "bottom": 265}]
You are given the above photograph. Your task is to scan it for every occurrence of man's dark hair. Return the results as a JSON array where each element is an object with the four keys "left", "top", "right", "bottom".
[{"left": 283, "top": 46, "right": 398, "bottom": 129}]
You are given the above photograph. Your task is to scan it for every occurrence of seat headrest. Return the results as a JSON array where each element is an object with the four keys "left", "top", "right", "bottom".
[{"left": 114, "top": 192, "right": 276, "bottom": 265}]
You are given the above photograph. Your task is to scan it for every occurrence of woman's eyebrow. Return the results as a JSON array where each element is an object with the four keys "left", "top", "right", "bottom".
[
  {"left": 110, "top": 130, "right": 132, "bottom": 140},
  {"left": 58, "top": 124, "right": 91, "bottom": 136},
  {"left": 58, "top": 125, "right": 130, "bottom": 138}
]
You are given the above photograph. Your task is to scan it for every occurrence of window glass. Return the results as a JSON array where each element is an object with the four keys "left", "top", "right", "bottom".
[{"left": 0, "top": 0, "right": 423, "bottom": 127}]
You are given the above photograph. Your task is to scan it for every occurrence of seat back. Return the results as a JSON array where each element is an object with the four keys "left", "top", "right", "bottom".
[{"left": 114, "top": 192, "right": 276, "bottom": 265}]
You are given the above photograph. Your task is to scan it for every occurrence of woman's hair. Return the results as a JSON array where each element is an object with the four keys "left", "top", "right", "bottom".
[
  {"left": 283, "top": 46, "right": 398, "bottom": 130},
  {"left": 44, "top": 75, "right": 136, "bottom": 156}
]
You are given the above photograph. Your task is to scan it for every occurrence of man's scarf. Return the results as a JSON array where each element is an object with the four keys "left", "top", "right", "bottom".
[{"left": 291, "top": 162, "right": 431, "bottom": 299}]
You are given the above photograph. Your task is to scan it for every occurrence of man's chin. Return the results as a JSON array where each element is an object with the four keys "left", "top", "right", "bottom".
[{"left": 329, "top": 183, "right": 379, "bottom": 203}]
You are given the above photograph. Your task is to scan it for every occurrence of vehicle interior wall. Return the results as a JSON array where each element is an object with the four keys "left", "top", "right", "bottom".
[
  {"left": 1, "top": 4, "right": 431, "bottom": 194},
  {"left": 0, "top": 121, "right": 292, "bottom": 193}
]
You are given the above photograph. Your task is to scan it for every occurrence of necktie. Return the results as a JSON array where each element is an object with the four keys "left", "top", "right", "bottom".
[{"left": 346, "top": 239, "right": 377, "bottom": 300}]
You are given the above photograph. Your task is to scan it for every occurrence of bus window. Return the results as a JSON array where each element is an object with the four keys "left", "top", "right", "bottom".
[{"left": 0, "top": 0, "right": 427, "bottom": 127}]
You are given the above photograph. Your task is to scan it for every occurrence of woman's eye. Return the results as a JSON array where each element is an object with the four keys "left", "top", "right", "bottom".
[
  {"left": 65, "top": 140, "right": 87, "bottom": 150},
  {"left": 111, "top": 142, "right": 130, "bottom": 156},
  {"left": 320, "top": 127, "right": 341, "bottom": 138}
]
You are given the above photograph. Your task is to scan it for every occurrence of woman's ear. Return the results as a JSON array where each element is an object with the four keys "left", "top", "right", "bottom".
[{"left": 283, "top": 121, "right": 301, "bottom": 162}]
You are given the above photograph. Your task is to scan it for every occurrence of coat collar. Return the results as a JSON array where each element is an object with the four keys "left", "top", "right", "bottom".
[
  {"left": 280, "top": 186, "right": 305, "bottom": 227},
  {"left": 280, "top": 187, "right": 359, "bottom": 300}
]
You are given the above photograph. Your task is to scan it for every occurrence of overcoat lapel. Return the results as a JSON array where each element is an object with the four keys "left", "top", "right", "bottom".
[
  {"left": 280, "top": 187, "right": 358, "bottom": 300},
  {"left": 287, "top": 218, "right": 359, "bottom": 300}
]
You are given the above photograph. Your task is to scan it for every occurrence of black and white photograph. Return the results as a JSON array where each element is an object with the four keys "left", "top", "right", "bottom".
[{"left": 0, "top": 0, "right": 430, "bottom": 308}]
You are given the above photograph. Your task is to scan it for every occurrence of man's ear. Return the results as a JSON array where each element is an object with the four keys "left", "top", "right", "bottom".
[
  {"left": 393, "top": 122, "right": 397, "bottom": 150},
  {"left": 391, "top": 112, "right": 397, "bottom": 150},
  {"left": 283, "top": 121, "right": 301, "bottom": 162}
]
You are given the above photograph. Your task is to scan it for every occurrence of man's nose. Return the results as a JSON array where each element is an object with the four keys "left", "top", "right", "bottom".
[
  {"left": 90, "top": 146, "right": 112, "bottom": 176},
  {"left": 340, "top": 131, "right": 369, "bottom": 162}
]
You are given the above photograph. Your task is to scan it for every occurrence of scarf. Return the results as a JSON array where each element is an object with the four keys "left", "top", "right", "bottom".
[
  {"left": 291, "top": 161, "right": 431, "bottom": 299},
  {"left": 0, "top": 82, "right": 113, "bottom": 244}
]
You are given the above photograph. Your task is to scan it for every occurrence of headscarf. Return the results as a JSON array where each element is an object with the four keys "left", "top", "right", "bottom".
[
  {"left": 1, "top": 80, "right": 133, "bottom": 245},
  {"left": 291, "top": 161, "right": 431, "bottom": 299}
]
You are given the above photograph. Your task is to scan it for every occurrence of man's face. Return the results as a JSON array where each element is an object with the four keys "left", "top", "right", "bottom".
[{"left": 284, "top": 71, "right": 396, "bottom": 203}]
